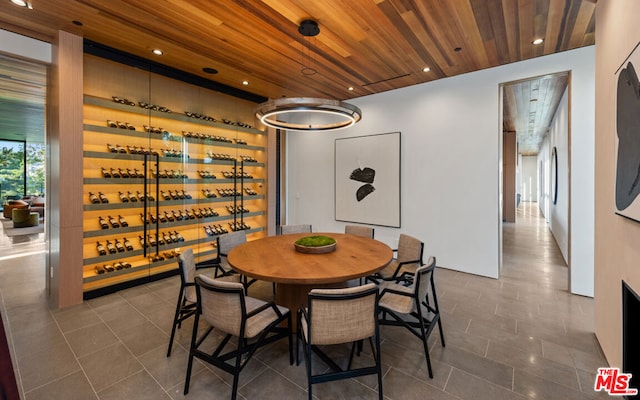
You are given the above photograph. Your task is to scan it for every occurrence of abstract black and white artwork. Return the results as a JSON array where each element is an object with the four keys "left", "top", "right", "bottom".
[
  {"left": 615, "top": 42, "right": 640, "bottom": 223},
  {"left": 335, "top": 132, "right": 401, "bottom": 227}
]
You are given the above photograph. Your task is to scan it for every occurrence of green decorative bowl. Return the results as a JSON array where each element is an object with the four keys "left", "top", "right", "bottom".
[{"left": 294, "top": 235, "right": 337, "bottom": 254}]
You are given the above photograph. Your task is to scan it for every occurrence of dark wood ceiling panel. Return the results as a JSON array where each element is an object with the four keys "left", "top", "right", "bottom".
[{"left": 0, "top": 0, "right": 594, "bottom": 153}]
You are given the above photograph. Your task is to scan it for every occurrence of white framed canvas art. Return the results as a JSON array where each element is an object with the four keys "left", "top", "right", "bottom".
[{"left": 335, "top": 132, "right": 401, "bottom": 227}]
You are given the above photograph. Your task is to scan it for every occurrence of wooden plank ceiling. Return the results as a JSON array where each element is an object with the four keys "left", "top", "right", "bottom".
[{"left": 0, "top": 0, "right": 595, "bottom": 153}]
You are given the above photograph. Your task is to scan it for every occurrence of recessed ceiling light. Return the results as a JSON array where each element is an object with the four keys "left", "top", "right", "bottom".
[
  {"left": 532, "top": 38, "right": 544, "bottom": 45},
  {"left": 454, "top": 47, "right": 462, "bottom": 52},
  {"left": 242, "top": 80, "right": 249, "bottom": 85},
  {"left": 152, "top": 49, "right": 163, "bottom": 56},
  {"left": 202, "top": 67, "right": 218, "bottom": 74},
  {"left": 10, "top": 0, "right": 32, "bottom": 8},
  {"left": 348, "top": 87, "right": 354, "bottom": 91},
  {"left": 423, "top": 67, "right": 431, "bottom": 72}
]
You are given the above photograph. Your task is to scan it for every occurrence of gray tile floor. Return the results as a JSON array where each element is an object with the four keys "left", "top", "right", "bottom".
[{"left": 0, "top": 203, "right": 610, "bottom": 399}]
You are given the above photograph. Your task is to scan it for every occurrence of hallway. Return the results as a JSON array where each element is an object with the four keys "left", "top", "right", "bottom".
[{"left": 0, "top": 203, "right": 607, "bottom": 399}]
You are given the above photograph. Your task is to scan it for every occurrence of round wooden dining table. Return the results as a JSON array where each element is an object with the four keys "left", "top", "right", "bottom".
[{"left": 227, "top": 232, "right": 393, "bottom": 318}]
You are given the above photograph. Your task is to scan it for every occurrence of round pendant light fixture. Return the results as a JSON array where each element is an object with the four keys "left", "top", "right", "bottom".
[
  {"left": 254, "top": 20, "right": 362, "bottom": 132},
  {"left": 255, "top": 97, "right": 362, "bottom": 131}
]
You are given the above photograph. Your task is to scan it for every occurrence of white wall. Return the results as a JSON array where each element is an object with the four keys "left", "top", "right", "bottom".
[
  {"left": 521, "top": 156, "right": 538, "bottom": 202},
  {"left": 286, "top": 46, "right": 594, "bottom": 292},
  {"left": 0, "top": 28, "right": 51, "bottom": 63},
  {"left": 594, "top": 0, "right": 640, "bottom": 368},
  {"left": 538, "top": 88, "right": 570, "bottom": 264}
]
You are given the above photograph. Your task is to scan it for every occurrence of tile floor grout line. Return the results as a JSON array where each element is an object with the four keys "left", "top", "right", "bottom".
[
  {"left": 0, "top": 286, "right": 26, "bottom": 400},
  {"left": 48, "top": 302, "right": 102, "bottom": 399}
]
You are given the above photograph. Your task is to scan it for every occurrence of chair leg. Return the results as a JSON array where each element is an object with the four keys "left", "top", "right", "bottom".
[
  {"left": 183, "top": 311, "right": 200, "bottom": 395},
  {"left": 167, "top": 291, "right": 184, "bottom": 357},
  {"left": 183, "top": 351, "right": 194, "bottom": 395},
  {"left": 419, "top": 318, "right": 434, "bottom": 379},
  {"left": 287, "top": 313, "right": 294, "bottom": 365},
  {"left": 232, "top": 341, "right": 243, "bottom": 400},
  {"left": 438, "top": 318, "right": 446, "bottom": 347}
]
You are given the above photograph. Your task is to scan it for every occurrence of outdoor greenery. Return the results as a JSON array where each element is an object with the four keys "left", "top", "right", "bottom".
[{"left": 0, "top": 142, "right": 45, "bottom": 200}]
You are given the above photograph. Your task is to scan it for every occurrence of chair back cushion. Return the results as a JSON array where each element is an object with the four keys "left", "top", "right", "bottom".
[
  {"left": 306, "top": 283, "right": 377, "bottom": 345},
  {"left": 218, "top": 230, "right": 247, "bottom": 255},
  {"left": 197, "top": 275, "right": 245, "bottom": 336},
  {"left": 396, "top": 233, "right": 423, "bottom": 273},
  {"left": 178, "top": 248, "right": 197, "bottom": 302},
  {"left": 415, "top": 256, "right": 436, "bottom": 310},
  {"left": 344, "top": 225, "right": 374, "bottom": 238},
  {"left": 280, "top": 224, "right": 312, "bottom": 235}
]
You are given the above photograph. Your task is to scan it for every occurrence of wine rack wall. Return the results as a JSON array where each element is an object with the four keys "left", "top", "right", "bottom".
[{"left": 82, "top": 60, "right": 267, "bottom": 295}]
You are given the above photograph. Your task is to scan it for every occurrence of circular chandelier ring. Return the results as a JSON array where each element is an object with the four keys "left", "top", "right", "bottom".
[{"left": 254, "top": 97, "right": 362, "bottom": 132}]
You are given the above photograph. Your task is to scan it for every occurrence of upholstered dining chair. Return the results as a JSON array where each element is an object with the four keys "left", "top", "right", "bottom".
[
  {"left": 377, "top": 256, "right": 445, "bottom": 378},
  {"left": 372, "top": 233, "right": 424, "bottom": 282},
  {"left": 215, "top": 230, "right": 247, "bottom": 277},
  {"left": 184, "top": 275, "right": 293, "bottom": 400},
  {"left": 344, "top": 224, "right": 374, "bottom": 238},
  {"left": 166, "top": 248, "right": 238, "bottom": 357},
  {"left": 297, "top": 283, "right": 383, "bottom": 400},
  {"left": 280, "top": 224, "right": 312, "bottom": 235}
]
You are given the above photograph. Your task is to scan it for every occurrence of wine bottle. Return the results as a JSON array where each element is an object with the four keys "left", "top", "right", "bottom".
[
  {"left": 147, "top": 193, "right": 155, "bottom": 202},
  {"left": 108, "top": 215, "right": 119, "bottom": 228},
  {"left": 95, "top": 265, "right": 106, "bottom": 274},
  {"left": 155, "top": 213, "right": 163, "bottom": 223},
  {"left": 173, "top": 210, "right": 182, "bottom": 221},
  {"left": 118, "top": 168, "right": 129, "bottom": 178},
  {"left": 161, "top": 190, "right": 171, "bottom": 200},
  {"left": 186, "top": 209, "right": 195, "bottom": 219},
  {"left": 103, "top": 264, "right": 115, "bottom": 272},
  {"left": 113, "top": 261, "right": 124, "bottom": 270},
  {"left": 127, "top": 191, "right": 137, "bottom": 202},
  {"left": 98, "top": 216, "right": 109, "bottom": 230},
  {"left": 140, "top": 213, "right": 149, "bottom": 224},
  {"left": 118, "top": 215, "right": 128, "bottom": 227},
  {"left": 148, "top": 235, "right": 157, "bottom": 247},
  {"left": 89, "top": 192, "right": 100, "bottom": 204},
  {"left": 139, "top": 235, "right": 147, "bottom": 248},
  {"left": 174, "top": 231, "right": 184, "bottom": 242},
  {"left": 118, "top": 191, "right": 129, "bottom": 203},
  {"left": 163, "top": 231, "right": 173, "bottom": 243},
  {"left": 101, "top": 167, "right": 111, "bottom": 178},
  {"left": 136, "top": 191, "right": 146, "bottom": 201},
  {"left": 106, "top": 240, "right": 117, "bottom": 254},
  {"left": 123, "top": 237, "right": 133, "bottom": 251},
  {"left": 98, "top": 192, "right": 109, "bottom": 203},
  {"left": 164, "top": 211, "right": 174, "bottom": 222},
  {"left": 114, "top": 239, "right": 125, "bottom": 253},
  {"left": 169, "top": 231, "right": 177, "bottom": 242},
  {"left": 96, "top": 241, "right": 107, "bottom": 256},
  {"left": 110, "top": 168, "right": 121, "bottom": 178}
]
